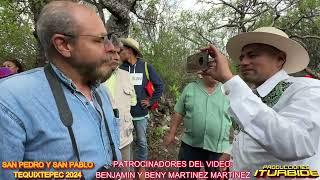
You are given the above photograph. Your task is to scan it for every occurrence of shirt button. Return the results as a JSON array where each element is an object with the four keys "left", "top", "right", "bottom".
[
  {"left": 225, "top": 89, "right": 230, "bottom": 95},
  {"left": 85, "top": 102, "right": 89, "bottom": 105}
]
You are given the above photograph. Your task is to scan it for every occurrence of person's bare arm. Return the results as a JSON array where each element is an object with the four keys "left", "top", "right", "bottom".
[{"left": 164, "top": 112, "right": 183, "bottom": 145}]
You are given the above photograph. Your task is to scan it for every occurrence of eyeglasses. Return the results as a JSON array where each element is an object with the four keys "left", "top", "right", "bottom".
[{"left": 62, "top": 33, "right": 113, "bottom": 44}]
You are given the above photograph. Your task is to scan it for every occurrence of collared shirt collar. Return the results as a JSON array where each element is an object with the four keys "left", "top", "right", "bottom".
[
  {"left": 196, "top": 79, "right": 220, "bottom": 95},
  {"left": 256, "top": 69, "right": 289, "bottom": 98},
  {"left": 50, "top": 63, "right": 100, "bottom": 92}
]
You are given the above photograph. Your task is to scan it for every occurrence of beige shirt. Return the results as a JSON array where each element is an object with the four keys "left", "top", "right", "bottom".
[{"left": 104, "top": 69, "right": 137, "bottom": 149}]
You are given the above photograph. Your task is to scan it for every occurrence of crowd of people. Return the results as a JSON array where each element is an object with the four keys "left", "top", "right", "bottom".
[{"left": 0, "top": 1, "right": 319, "bottom": 180}]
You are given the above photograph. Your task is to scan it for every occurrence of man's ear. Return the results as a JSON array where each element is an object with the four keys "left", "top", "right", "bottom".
[
  {"left": 127, "top": 48, "right": 134, "bottom": 56},
  {"left": 51, "top": 34, "right": 73, "bottom": 58},
  {"left": 277, "top": 52, "right": 286, "bottom": 68}
]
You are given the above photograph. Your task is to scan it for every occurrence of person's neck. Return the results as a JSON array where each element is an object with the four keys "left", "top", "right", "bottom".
[
  {"left": 128, "top": 56, "right": 137, "bottom": 65},
  {"left": 204, "top": 80, "right": 217, "bottom": 88},
  {"left": 51, "top": 59, "right": 93, "bottom": 101},
  {"left": 252, "top": 70, "right": 280, "bottom": 88},
  {"left": 253, "top": 82, "right": 264, "bottom": 89},
  {"left": 204, "top": 80, "right": 217, "bottom": 94}
]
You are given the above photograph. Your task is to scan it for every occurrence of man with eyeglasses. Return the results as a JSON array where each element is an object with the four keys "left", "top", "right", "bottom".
[{"left": 0, "top": 1, "right": 121, "bottom": 179}]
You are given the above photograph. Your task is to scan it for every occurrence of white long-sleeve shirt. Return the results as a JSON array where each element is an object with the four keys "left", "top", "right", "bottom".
[{"left": 222, "top": 70, "right": 320, "bottom": 175}]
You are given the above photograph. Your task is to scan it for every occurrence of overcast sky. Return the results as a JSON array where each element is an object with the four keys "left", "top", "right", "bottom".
[
  {"left": 179, "top": 0, "right": 212, "bottom": 11},
  {"left": 180, "top": 0, "right": 198, "bottom": 9}
]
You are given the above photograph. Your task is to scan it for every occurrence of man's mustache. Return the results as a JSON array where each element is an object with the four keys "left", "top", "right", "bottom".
[
  {"left": 100, "top": 58, "right": 109, "bottom": 65},
  {"left": 100, "top": 58, "right": 119, "bottom": 66}
]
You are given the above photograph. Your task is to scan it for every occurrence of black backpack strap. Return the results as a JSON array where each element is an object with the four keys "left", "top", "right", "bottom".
[
  {"left": 44, "top": 65, "right": 80, "bottom": 162},
  {"left": 95, "top": 93, "right": 118, "bottom": 161}
]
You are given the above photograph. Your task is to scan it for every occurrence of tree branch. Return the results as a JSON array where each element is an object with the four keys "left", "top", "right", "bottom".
[
  {"left": 305, "top": 67, "right": 320, "bottom": 79},
  {"left": 174, "top": 27, "right": 201, "bottom": 46},
  {"left": 285, "top": 13, "right": 320, "bottom": 31},
  {"left": 99, "top": 0, "right": 131, "bottom": 21},
  {"left": 241, "top": 8, "right": 269, "bottom": 25},
  {"left": 290, "top": 35, "right": 320, "bottom": 40},
  {"left": 219, "top": 0, "right": 244, "bottom": 15},
  {"left": 131, "top": 8, "right": 157, "bottom": 25},
  {"left": 209, "top": 23, "right": 239, "bottom": 32},
  {"left": 247, "top": 19, "right": 257, "bottom": 31},
  {"left": 196, "top": 30, "right": 213, "bottom": 44}
]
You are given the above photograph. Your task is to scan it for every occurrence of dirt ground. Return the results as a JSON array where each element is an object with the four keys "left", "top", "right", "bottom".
[
  {"left": 131, "top": 121, "right": 182, "bottom": 171},
  {"left": 131, "top": 100, "right": 183, "bottom": 173}
]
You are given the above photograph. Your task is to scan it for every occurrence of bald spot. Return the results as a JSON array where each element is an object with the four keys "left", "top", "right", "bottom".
[{"left": 42, "top": 1, "right": 106, "bottom": 35}]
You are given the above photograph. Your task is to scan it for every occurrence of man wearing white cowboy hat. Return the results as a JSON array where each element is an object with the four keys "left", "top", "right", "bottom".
[
  {"left": 119, "top": 37, "right": 164, "bottom": 178},
  {"left": 201, "top": 27, "right": 320, "bottom": 177}
]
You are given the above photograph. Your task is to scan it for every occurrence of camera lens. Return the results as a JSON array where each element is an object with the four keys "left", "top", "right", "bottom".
[{"left": 199, "top": 57, "right": 204, "bottom": 65}]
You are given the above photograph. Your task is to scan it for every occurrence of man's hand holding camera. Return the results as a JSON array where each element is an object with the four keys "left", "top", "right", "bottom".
[{"left": 201, "top": 44, "right": 234, "bottom": 83}]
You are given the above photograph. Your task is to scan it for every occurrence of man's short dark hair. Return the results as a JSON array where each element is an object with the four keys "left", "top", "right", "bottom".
[{"left": 124, "top": 45, "right": 139, "bottom": 57}]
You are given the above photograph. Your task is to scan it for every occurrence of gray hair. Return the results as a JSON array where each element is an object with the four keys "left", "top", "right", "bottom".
[
  {"left": 111, "top": 36, "right": 123, "bottom": 48},
  {"left": 36, "top": 1, "right": 79, "bottom": 59}
]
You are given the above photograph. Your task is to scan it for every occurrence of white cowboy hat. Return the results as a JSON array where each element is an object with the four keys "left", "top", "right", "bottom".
[
  {"left": 120, "top": 38, "right": 142, "bottom": 57},
  {"left": 226, "top": 27, "right": 309, "bottom": 74}
]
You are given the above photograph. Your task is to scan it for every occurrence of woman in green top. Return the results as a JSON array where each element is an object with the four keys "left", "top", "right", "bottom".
[{"left": 165, "top": 73, "right": 232, "bottom": 178}]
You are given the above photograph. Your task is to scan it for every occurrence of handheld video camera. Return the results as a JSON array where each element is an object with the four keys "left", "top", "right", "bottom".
[{"left": 186, "top": 51, "right": 209, "bottom": 73}]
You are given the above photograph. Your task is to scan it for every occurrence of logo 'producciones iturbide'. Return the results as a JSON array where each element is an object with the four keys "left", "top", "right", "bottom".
[{"left": 254, "top": 165, "right": 319, "bottom": 178}]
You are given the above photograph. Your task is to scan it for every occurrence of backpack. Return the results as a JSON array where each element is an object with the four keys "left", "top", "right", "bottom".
[{"left": 144, "top": 62, "right": 159, "bottom": 110}]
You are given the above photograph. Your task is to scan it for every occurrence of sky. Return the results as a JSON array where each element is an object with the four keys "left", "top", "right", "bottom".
[
  {"left": 178, "top": 0, "right": 214, "bottom": 12},
  {"left": 180, "top": 0, "right": 199, "bottom": 9}
]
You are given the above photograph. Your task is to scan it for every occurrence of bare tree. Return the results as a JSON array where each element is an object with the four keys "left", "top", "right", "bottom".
[{"left": 82, "top": 0, "right": 141, "bottom": 37}]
